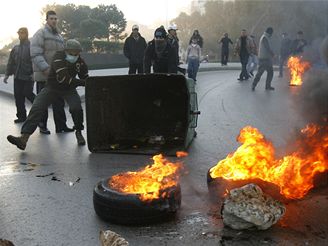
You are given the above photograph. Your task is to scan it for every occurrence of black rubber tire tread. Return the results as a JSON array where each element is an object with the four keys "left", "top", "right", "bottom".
[{"left": 93, "top": 178, "right": 181, "bottom": 225}]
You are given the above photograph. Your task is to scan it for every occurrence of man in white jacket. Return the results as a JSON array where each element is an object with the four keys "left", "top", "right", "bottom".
[{"left": 30, "top": 10, "right": 73, "bottom": 134}]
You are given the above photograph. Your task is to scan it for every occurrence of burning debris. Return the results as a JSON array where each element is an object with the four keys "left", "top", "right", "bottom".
[
  {"left": 222, "top": 184, "right": 285, "bottom": 230},
  {"left": 99, "top": 230, "right": 129, "bottom": 246},
  {"left": 209, "top": 124, "right": 328, "bottom": 200},
  {"left": 287, "top": 56, "right": 311, "bottom": 86},
  {"left": 108, "top": 154, "right": 182, "bottom": 201}
]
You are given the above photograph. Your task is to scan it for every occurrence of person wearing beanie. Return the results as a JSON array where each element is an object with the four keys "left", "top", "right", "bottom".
[
  {"left": 7, "top": 39, "right": 89, "bottom": 150},
  {"left": 144, "top": 26, "right": 178, "bottom": 74},
  {"left": 123, "top": 24, "right": 147, "bottom": 74},
  {"left": 252, "top": 27, "right": 275, "bottom": 91},
  {"left": 3, "top": 27, "right": 36, "bottom": 123}
]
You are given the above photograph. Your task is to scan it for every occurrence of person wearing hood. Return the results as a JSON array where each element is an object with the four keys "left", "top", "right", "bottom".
[
  {"left": 144, "top": 27, "right": 178, "bottom": 74},
  {"left": 30, "top": 10, "right": 72, "bottom": 134},
  {"left": 252, "top": 27, "right": 275, "bottom": 91},
  {"left": 7, "top": 39, "right": 89, "bottom": 150},
  {"left": 3, "top": 27, "right": 36, "bottom": 123},
  {"left": 123, "top": 24, "right": 147, "bottom": 74},
  {"left": 189, "top": 30, "right": 203, "bottom": 49}
]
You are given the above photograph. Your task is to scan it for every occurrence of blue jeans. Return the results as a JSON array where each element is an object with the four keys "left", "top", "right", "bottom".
[{"left": 187, "top": 58, "right": 200, "bottom": 81}]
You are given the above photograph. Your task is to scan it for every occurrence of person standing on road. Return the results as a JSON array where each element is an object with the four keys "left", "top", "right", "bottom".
[
  {"left": 219, "top": 33, "right": 233, "bottom": 66},
  {"left": 189, "top": 30, "right": 203, "bottom": 49},
  {"left": 234, "top": 29, "right": 253, "bottom": 81},
  {"left": 186, "top": 38, "right": 201, "bottom": 81},
  {"left": 278, "top": 32, "right": 291, "bottom": 77},
  {"left": 7, "top": 39, "right": 89, "bottom": 150},
  {"left": 167, "top": 24, "right": 180, "bottom": 68},
  {"left": 30, "top": 10, "right": 73, "bottom": 134},
  {"left": 252, "top": 27, "right": 275, "bottom": 91},
  {"left": 144, "top": 27, "right": 178, "bottom": 74},
  {"left": 3, "top": 27, "right": 35, "bottom": 123},
  {"left": 123, "top": 24, "right": 147, "bottom": 74},
  {"left": 246, "top": 35, "right": 258, "bottom": 77},
  {"left": 291, "top": 31, "right": 307, "bottom": 56}
]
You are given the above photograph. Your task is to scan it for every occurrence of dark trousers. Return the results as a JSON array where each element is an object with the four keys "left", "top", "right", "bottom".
[
  {"left": 128, "top": 63, "right": 144, "bottom": 74},
  {"left": 36, "top": 81, "right": 67, "bottom": 130},
  {"left": 21, "top": 87, "right": 83, "bottom": 135},
  {"left": 13, "top": 79, "right": 36, "bottom": 119},
  {"left": 187, "top": 58, "right": 200, "bottom": 81},
  {"left": 239, "top": 54, "right": 249, "bottom": 80},
  {"left": 252, "top": 59, "right": 274, "bottom": 88},
  {"left": 221, "top": 49, "right": 229, "bottom": 65},
  {"left": 279, "top": 55, "right": 288, "bottom": 77}
]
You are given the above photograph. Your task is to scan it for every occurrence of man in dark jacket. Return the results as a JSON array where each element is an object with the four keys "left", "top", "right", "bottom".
[
  {"left": 144, "top": 27, "right": 178, "bottom": 74},
  {"left": 219, "top": 33, "right": 233, "bottom": 66},
  {"left": 189, "top": 30, "right": 203, "bottom": 48},
  {"left": 252, "top": 27, "right": 275, "bottom": 91},
  {"left": 278, "top": 32, "right": 291, "bottom": 77},
  {"left": 291, "top": 31, "right": 307, "bottom": 55},
  {"left": 7, "top": 39, "right": 88, "bottom": 150},
  {"left": 123, "top": 24, "right": 147, "bottom": 74},
  {"left": 167, "top": 24, "right": 180, "bottom": 67},
  {"left": 3, "top": 27, "right": 35, "bottom": 123}
]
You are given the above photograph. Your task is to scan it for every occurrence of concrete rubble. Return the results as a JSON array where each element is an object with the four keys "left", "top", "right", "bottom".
[
  {"left": 100, "top": 230, "right": 129, "bottom": 246},
  {"left": 222, "top": 183, "right": 286, "bottom": 230}
]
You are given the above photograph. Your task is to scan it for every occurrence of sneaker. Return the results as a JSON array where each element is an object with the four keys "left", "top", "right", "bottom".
[
  {"left": 56, "top": 126, "right": 74, "bottom": 133},
  {"left": 237, "top": 78, "right": 244, "bottom": 81},
  {"left": 14, "top": 118, "right": 26, "bottom": 123},
  {"left": 39, "top": 127, "right": 51, "bottom": 134},
  {"left": 7, "top": 135, "right": 27, "bottom": 150},
  {"left": 75, "top": 131, "right": 86, "bottom": 146},
  {"left": 265, "top": 86, "right": 275, "bottom": 90}
]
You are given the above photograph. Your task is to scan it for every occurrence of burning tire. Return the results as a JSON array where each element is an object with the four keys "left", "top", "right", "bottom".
[{"left": 93, "top": 178, "right": 181, "bottom": 225}]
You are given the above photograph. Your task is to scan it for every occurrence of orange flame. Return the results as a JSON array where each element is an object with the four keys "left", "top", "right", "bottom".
[
  {"left": 176, "top": 151, "right": 188, "bottom": 158},
  {"left": 109, "top": 154, "right": 182, "bottom": 201},
  {"left": 209, "top": 124, "right": 328, "bottom": 199},
  {"left": 287, "top": 56, "right": 311, "bottom": 86}
]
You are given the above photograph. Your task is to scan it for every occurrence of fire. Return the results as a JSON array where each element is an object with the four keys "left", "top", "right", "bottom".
[
  {"left": 109, "top": 154, "right": 182, "bottom": 201},
  {"left": 287, "top": 56, "right": 311, "bottom": 86},
  {"left": 209, "top": 124, "right": 328, "bottom": 199},
  {"left": 176, "top": 151, "right": 188, "bottom": 158}
]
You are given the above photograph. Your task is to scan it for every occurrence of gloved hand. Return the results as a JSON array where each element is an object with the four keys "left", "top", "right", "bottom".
[{"left": 3, "top": 75, "right": 9, "bottom": 84}]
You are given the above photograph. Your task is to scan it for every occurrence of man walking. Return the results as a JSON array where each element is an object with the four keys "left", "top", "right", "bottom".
[
  {"left": 278, "top": 32, "right": 291, "bottom": 77},
  {"left": 7, "top": 39, "right": 88, "bottom": 150},
  {"left": 246, "top": 35, "right": 258, "bottom": 77},
  {"left": 123, "top": 24, "right": 147, "bottom": 74},
  {"left": 252, "top": 27, "right": 275, "bottom": 91},
  {"left": 234, "top": 29, "right": 253, "bottom": 81},
  {"left": 3, "top": 27, "right": 35, "bottom": 123},
  {"left": 144, "top": 27, "right": 178, "bottom": 74},
  {"left": 30, "top": 10, "right": 72, "bottom": 134},
  {"left": 219, "top": 33, "right": 233, "bottom": 66}
]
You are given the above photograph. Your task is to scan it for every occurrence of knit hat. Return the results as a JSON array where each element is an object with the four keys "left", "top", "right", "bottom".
[
  {"left": 266, "top": 27, "right": 273, "bottom": 35},
  {"left": 65, "top": 39, "right": 82, "bottom": 51},
  {"left": 132, "top": 24, "right": 139, "bottom": 30},
  {"left": 154, "top": 27, "right": 167, "bottom": 38}
]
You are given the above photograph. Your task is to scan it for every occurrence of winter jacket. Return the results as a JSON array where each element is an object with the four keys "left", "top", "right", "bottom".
[
  {"left": 5, "top": 40, "right": 33, "bottom": 81},
  {"left": 144, "top": 40, "right": 178, "bottom": 74},
  {"left": 291, "top": 38, "right": 307, "bottom": 55},
  {"left": 30, "top": 24, "right": 64, "bottom": 81},
  {"left": 46, "top": 51, "right": 88, "bottom": 91},
  {"left": 167, "top": 34, "right": 180, "bottom": 65},
  {"left": 280, "top": 38, "right": 291, "bottom": 57},
  {"left": 123, "top": 33, "right": 147, "bottom": 64},
  {"left": 234, "top": 36, "right": 254, "bottom": 56},
  {"left": 219, "top": 37, "right": 233, "bottom": 50},
  {"left": 258, "top": 32, "right": 274, "bottom": 60},
  {"left": 186, "top": 44, "right": 201, "bottom": 60}
]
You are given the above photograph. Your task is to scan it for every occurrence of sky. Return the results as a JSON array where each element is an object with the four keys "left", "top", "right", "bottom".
[{"left": 0, "top": 0, "right": 193, "bottom": 48}]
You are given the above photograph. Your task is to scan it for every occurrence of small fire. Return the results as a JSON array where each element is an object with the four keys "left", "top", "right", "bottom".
[
  {"left": 109, "top": 154, "right": 182, "bottom": 201},
  {"left": 209, "top": 124, "right": 328, "bottom": 199},
  {"left": 287, "top": 56, "right": 311, "bottom": 86},
  {"left": 176, "top": 151, "right": 188, "bottom": 158}
]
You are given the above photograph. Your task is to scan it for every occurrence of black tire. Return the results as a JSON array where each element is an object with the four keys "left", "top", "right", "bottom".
[{"left": 93, "top": 178, "right": 181, "bottom": 225}]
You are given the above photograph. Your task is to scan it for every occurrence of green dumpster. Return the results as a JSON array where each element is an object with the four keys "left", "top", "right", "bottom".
[{"left": 85, "top": 74, "right": 200, "bottom": 155}]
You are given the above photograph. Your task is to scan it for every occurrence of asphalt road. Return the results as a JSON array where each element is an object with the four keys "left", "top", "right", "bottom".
[{"left": 0, "top": 70, "right": 327, "bottom": 246}]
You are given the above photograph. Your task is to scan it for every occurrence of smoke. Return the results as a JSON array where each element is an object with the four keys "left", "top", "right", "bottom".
[{"left": 298, "top": 37, "right": 328, "bottom": 125}]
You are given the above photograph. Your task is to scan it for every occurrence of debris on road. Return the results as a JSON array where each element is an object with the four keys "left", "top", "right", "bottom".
[
  {"left": 0, "top": 239, "right": 14, "bottom": 246},
  {"left": 99, "top": 230, "right": 129, "bottom": 246}
]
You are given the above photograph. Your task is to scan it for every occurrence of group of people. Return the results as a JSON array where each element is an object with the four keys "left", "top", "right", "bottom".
[
  {"left": 123, "top": 25, "right": 204, "bottom": 81},
  {"left": 218, "top": 28, "right": 307, "bottom": 90},
  {"left": 5, "top": 10, "right": 89, "bottom": 150}
]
